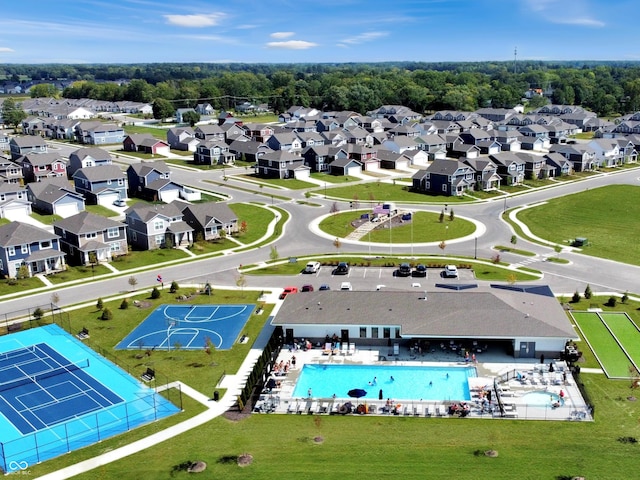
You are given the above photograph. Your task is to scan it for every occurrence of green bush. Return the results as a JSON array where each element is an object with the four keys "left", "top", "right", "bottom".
[
  {"left": 606, "top": 296, "right": 617, "bottom": 307},
  {"left": 572, "top": 291, "right": 581, "bottom": 303},
  {"left": 170, "top": 281, "right": 179, "bottom": 294},
  {"left": 151, "top": 287, "right": 161, "bottom": 299},
  {"left": 120, "top": 298, "right": 129, "bottom": 310},
  {"left": 101, "top": 307, "right": 113, "bottom": 321},
  {"left": 96, "top": 298, "right": 103, "bottom": 310}
]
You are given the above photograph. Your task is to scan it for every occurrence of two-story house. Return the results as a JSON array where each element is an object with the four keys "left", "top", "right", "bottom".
[
  {"left": 20, "top": 153, "right": 67, "bottom": 183},
  {"left": 181, "top": 202, "right": 238, "bottom": 241},
  {"left": 463, "top": 158, "right": 502, "bottom": 191},
  {"left": 27, "top": 178, "right": 86, "bottom": 217},
  {"left": 255, "top": 151, "right": 310, "bottom": 179},
  {"left": 412, "top": 159, "right": 476, "bottom": 197},
  {"left": 489, "top": 152, "right": 526, "bottom": 185},
  {"left": 9, "top": 136, "right": 47, "bottom": 161},
  {"left": 166, "top": 127, "right": 198, "bottom": 152},
  {"left": 0, "top": 221, "right": 65, "bottom": 278},
  {"left": 54, "top": 211, "right": 128, "bottom": 265},
  {"left": 74, "top": 121, "right": 125, "bottom": 144},
  {"left": 125, "top": 201, "right": 193, "bottom": 250},
  {"left": 548, "top": 144, "right": 597, "bottom": 172},
  {"left": 194, "top": 141, "right": 235, "bottom": 166},
  {"left": 73, "top": 165, "right": 128, "bottom": 206},
  {"left": 68, "top": 147, "right": 112, "bottom": 177},
  {"left": 194, "top": 124, "right": 226, "bottom": 142},
  {"left": 0, "top": 158, "right": 24, "bottom": 184},
  {"left": 0, "top": 183, "right": 31, "bottom": 220}
]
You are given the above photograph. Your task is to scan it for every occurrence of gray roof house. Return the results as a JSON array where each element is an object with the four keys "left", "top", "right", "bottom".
[
  {"left": 53, "top": 211, "right": 128, "bottom": 265},
  {"left": 26, "top": 178, "right": 86, "bottom": 218},
  {"left": 0, "top": 221, "right": 65, "bottom": 278},
  {"left": 0, "top": 182, "right": 31, "bottom": 220},
  {"left": 181, "top": 202, "right": 238, "bottom": 241},
  {"left": 124, "top": 201, "right": 193, "bottom": 250},
  {"left": 72, "top": 165, "right": 128, "bottom": 206},
  {"left": 68, "top": 147, "right": 112, "bottom": 177}
]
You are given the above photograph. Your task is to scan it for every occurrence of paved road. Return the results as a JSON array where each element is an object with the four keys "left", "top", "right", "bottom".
[{"left": 2, "top": 158, "right": 639, "bottom": 318}]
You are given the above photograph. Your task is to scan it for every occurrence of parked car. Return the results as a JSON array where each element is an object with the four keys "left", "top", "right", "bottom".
[
  {"left": 319, "top": 284, "right": 331, "bottom": 291},
  {"left": 335, "top": 262, "right": 349, "bottom": 275},
  {"left": 412, "top": 264, "right": 427, "bottom": 277},
  {"left": 301, "top": 284, "right": 314, "bottom": 292},
  {"left": 304, "top": 261, "right": 321, "bottom": 274},
  {"left": 443, "top": 265, "right": 458, "bottom": 278},
  {"left": 340, "top": 282, "right": 353, "bottom": 291},
  {"left": 396, "top": 263, "right": 412, "bottom": 277},
  {"left": 113, "top": 199, "right": 127, "bottom": 207},
  {"left": 279, "top": 286, "right": 298, "bottom": 299}
]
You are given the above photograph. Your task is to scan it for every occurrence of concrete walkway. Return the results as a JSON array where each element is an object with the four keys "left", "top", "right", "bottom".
[{"left": 34, "top": 293, "right": 281, "bottom": 480}]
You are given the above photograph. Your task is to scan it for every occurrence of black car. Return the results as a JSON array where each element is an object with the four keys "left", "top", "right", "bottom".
[
  {"left": 335, "top": 262, "right": 349, "bottom": 275},
  {"left": 396, "top": 263, "right": 412, "bottom": 277},
  {"left": 412, "top": 264, "right": 427, "bottom": 277}
]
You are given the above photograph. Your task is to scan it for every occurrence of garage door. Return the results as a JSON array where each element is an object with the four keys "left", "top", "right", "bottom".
[
  {"left": 98, "top": 192, "right": 119, "bottom": 207},
  {"left": 159, "top": 190, "right": 180, "bottom": 203},
  {"left": 55, "top": 203, "right": 80, "bottom": 218},
  {"left": 346, "top": 165, "right": 361, "bottom": 176}
]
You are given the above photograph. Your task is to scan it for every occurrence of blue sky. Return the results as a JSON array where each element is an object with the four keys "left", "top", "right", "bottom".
[{"left": 0, "top": 0, "right": 637, "bottom": 64}]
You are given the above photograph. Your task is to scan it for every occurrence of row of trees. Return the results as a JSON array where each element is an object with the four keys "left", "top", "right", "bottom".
[{"left": 5, "top": 61, "right": 640, "bottom": 117}]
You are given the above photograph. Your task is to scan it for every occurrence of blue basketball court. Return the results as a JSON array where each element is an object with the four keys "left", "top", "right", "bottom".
[
  {"left": 0, "top": 325, "right": 179, "bottom": 474},
  {"left": 115, "top": 304, "right": 255, "bottom": 351}
]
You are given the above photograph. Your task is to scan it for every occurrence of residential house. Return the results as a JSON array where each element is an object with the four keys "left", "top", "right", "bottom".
[
  {"left": 266, "top": 132, "right": 303, "bottom": 152},
  {"left": 194, "top": 124, "right": 226, "bottom": 142},
  {"left": 195, "top": 103, "right": 215, "bottom": 116},
  {"left": 0, "top": 221, "right": 65, "bottom": 278},
  {"left": 328, "top": 157, "right": 362, "bottom": 176},
  {"left": 412, "top": 159, "right": 475, "bottom": 196},
  {"left": 490, "top": 131, "right": 522, "bottom": 152},
  {"left": 123, "top": 134, "right": 170, "bottom": 156},
  {"left": 403, "top": 149, "right": 430, "bottom": 167},
  {"left": 518, "top": 135, "right": 549, "bottom": 152},
  {"left": 543, "top": 152, "right": 573, "bottom": 177},
  {"left": 463, "top": 158, "right": 501, "bottom": 191},
  {"left": 124, "top": 201, "right": 193, "bottom": 250},
  {"left": 415, "top": 134, "right": 447, "bottom": 160},
  {"left": 0, "top": 134, "right": 10, "bottom": 151},
  {"left": 74, "top": 121, "right": 124, "bottom": 145},
  {"left": 167, "top": 127, "right": 198, "bottom": 152},
  {"left": 382, "top": 136, "right": 419, "bottom": 154},
  {"left": 489, "top": 152, "right": 526, "bottom": 185},
  {"left": 53, "top": 211, "right": 127, "bottom": 265},
  {"left": 9, "top": 136, "right": 47, "bottom": 161},
  {"left": 0, "top": 158, "right": 24, "bottom": 184},
  {"left": 50, "top": 119, "right": 80, "bottom": 140},
  {"left": 181, "top": 202, "right": 238, "bottom": 241},
  {"left": 0, "top": 183, "right": 31, "bottom": 220},
  {"left": 375, "top": 149, "right": 412, "bottom": 170},
  {"left": 255, "top": 151, "right": 310, "bottom": 179},
  {"left": 243, "top": 123, "right": 274, "bottom": 143},
  {"left": 21, "top": 116, "right": 46, "bottom": 136},
  {"left": 588, "top": 138, "right": 636, "bottom": 167},
  {"left": 27, "top": 178, "right": 85, "bottom": 217},
  {"left": 549, "top": 144, "right": 597, "bottom": 172},
  {"left": 449, "top": 139, "right": 481, "bottom": 159},
  {"left": 518, "top": 152, "right": 548, "bottom": 179},
  {"left": 127, "top": 160, "right": 170, "bottom": 198},
  {"left": 344, "top": 145, "right": 378, "bottom": 171},
  {"left": 73, "top": 165, "right": 128, "bottom": 206},
  {"left": 194, "top": 141, "right": 235, "bottom": 166},
  {"left": 20, "top": 153, "right": 66, "bottom": 183},
  {"left": 67, "top": 147, "right": 112, "bottom": 177},
  {"left": 228, "top": 140, "right": 273, "bottom": 164}
]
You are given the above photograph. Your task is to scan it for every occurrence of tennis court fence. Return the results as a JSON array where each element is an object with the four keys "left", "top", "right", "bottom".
[
  {"left": 0, "top": 303, "right": 59, "bottom": 336},
  {"left": 0, "top": 358, "right": 90, "bottom": 393}
]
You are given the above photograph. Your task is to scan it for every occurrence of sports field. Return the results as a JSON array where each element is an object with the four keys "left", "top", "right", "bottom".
[{"left": 571, "top": 311, "right": 640, "bottom": 377}]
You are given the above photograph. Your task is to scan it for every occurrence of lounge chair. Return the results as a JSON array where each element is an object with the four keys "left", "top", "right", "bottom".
[
  {"left": 322, "top": 342, "right": 333, "bottom": 355},
  {"left": 348, "top": 343, "right": 356, "bottom": 355},
  {"left": 295, "top": 402, "right": 302, "bottom": 414},
  {"left": 436, "top": 404, "right": 445, "bottom": 416},
  {"left": 286, "top": 403, "right": 294, "bottom": 414},
  {"left": 317, "top": 401, "right": 328, "bottom": 414},
  {"left": 425, "top": 405, "right": 433, "bottom": 417},
  {"left": 341, "top": 343, "right": 348, "bottom": 355},
  {"left": 141, "top": 368, "right": 155, "bottom": 382}
]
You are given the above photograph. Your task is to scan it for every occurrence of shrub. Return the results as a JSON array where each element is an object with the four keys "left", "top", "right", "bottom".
[
  {"left": 622, "top": 292, "right": 629, "bottom": 304},
  {"left": 572, "top": 291, "right": 581, "bottom": 303},
  {"left": 151, "top": 287, "right": 161, "bottom": 299},
  {"left": 606, "top": 296, "right": 617, "bottom": 307},
  {"left": 33, "top": 307, "right": 44, "bottom": 321},
  {"left": 170, "top": 281, "right": 179, "bottom": 294},
  {"left": 491, "top": 254, "right": 501, "bottom": 264},
  {"left": 101, "top": 307, "right": 113, "bottom": 321},
  {"left": 120, "top": 298, "right": 129, "bottom": 310},
  {"left": 96, "top": 298, "right": 103, "bottom": 310},
  {"left": 584, "top": 284, "right": 592, "bottom": 299}
]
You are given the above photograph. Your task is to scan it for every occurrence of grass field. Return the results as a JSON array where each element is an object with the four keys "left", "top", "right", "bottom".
[
  {"left": 319, "top": 182, "right": 468, "bottom": 204},
  {"left": 599, "top": 313, "right": 640, "bottom": 372},
  {"left": 571, "top": 311, "right": 632, "bottom": 377},
  {"left": 319, "top": 210, "right": 475, "bottom": 242},
  {"left": 516, "top": 185, "right": 640, "bottom": 265}
]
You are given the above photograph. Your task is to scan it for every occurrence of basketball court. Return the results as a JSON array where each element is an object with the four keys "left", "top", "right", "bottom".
[{"left": 115, "top": 304, "right": 255, "bottom": 351}]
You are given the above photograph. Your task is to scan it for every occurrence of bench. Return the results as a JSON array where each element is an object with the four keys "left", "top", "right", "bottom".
[
  {"left": 76, "top": 327, "right": 90, "bottom": 340},
  {"left": 141, "top": 367, "right": 155, "bottom": 382}
]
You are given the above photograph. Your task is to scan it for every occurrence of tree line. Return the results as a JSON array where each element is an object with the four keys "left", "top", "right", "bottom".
[{"left": 5, "top": 61, "right": 640, "bottom": 117}]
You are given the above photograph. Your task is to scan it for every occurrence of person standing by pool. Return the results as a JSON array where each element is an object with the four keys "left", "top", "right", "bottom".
[
  {"left": 390, "top": 376, "right": 394, "bottom": 382},
  {"left": 308, "top": 388, "right": 312, "bottom": 398}
]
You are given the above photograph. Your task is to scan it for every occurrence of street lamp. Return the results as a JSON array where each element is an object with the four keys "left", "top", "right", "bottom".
[
  {"left": 474, "top": 236, "right": 478, "bottom": 259},
  {"left": 324, "top": 182, "right": 327, "bottom": 199}
]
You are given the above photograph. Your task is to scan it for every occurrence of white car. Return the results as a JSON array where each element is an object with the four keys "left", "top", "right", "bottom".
[
  {"left": 304, "top": 261, "right": 321, "bottom": 273},
  {"left": 340, "top": 282, "right": 353, "bottom": 291},
  {"left": 443, "top": 265, "right": 458, "bottom": 278}
]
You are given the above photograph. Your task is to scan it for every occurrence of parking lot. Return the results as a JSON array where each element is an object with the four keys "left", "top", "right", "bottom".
[{"left": 296, "top": 265, "right": 475, "bottom": 292}]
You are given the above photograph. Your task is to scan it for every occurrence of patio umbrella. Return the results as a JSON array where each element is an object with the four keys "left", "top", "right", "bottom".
[{"left": 348, "top": 388, "right": 367, "bottom": 398}]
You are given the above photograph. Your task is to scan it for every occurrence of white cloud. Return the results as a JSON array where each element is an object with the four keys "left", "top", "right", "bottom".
[
  {"left": 523, "top": 0, "right": 605, "bottom": 27},
  {"left": 0, "top": 47, "right": 14, "bottom": 53},
  {"left": 340, "top": 31, "right": 387, "bottom": 45},
  {"left": 164, "top": 13, "right": 224, "bottom": 28},
  {"left": 553, "top": 17, "right": 605, "bottom": 27},
  {"left": 266, "top": 40, "right": 318, "bottom": 50},
  {"left": 270, "top": 32, "right": 295, "bottom": 39}
]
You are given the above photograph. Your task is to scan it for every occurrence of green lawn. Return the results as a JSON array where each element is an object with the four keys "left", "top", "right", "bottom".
[
  {"left": 600, "top": 313, "right": 640, "bottom": 371},
  {"left": 234, "top": 174, "right": 317, "bottom": 190},
  {"left": 31, "top": 211, "right": 62, "bottom": 225},
  {"left": 571, "top": 312, "right": 630, "bottom": 377},
  {"left": 493, "top": 245, "right": 536, "bottom": 257},
  {"left": 124, "top": 124, "right": 170, "bottom": 139},
  {"left": 229, "top": 203, "right": 275, "bottom": 244},
  {"left": 0, "top": 276, "right": 46, "bottom": 297},
  {"left": 47, "top": 264, "right": 113, "bottom": 284},
  {"left": 310, "top": 173, "right": 359, "bottom": 184},
  {"left": 85, "top": 204, "right": 120, "bottom": 217},
  {"left": 516, "top": 185, "right": 640, "bottom": 265},
  {"left": 110, "top": 248, "right": 190, "bottom": 270},
  {"left": 319, "top": 211, "right": 475, "bottom": 242},
  {"left": 319, "top": 182, "right": 468, "bottom": 203}
]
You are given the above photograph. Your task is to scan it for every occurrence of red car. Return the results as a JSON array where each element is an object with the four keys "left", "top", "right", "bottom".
[
  {"left": 301, "top": 284, "right": 314, "bottom": 292},
  {"left": 279, "top": 286, "right": 298, "bottom": 299}
]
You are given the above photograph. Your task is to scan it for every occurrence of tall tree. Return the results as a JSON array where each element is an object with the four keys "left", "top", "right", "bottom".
[
  {"left": 152, "top": 98, "right": 175, "bottom": 122},
  {"left": 2, "top": 97, "right": 27, "bottom": 129}
]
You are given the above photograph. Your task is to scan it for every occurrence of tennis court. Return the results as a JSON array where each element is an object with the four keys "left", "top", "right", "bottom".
[
  {"left": 116, "top": 304, "right": 255, "bottom": 351},
  {"left": 0, "top": 325, "right": 179, "bottom": 474},
  {"left": 571, "top": 311, "right": 640, "bottom": 378}
]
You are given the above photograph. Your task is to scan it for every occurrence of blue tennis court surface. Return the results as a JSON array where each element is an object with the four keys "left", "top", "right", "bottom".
[
  {"left": 0, "top": 325, "right": 179, "bottom": 474},
  {"left": 116, "top": 304, "right": 255, "bottom": 351}
]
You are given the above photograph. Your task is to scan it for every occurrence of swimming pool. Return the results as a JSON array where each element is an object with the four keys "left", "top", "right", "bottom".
[
  {"left": 522, "top": 391, "right": 564, "bottom": 407},
  {"left": 292, "top": 364, "right": 476, "bottom": 402}
]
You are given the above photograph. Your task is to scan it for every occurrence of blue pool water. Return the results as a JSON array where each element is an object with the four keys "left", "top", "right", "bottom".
[
  {"left": 522, "top": 391, "right": 565, "bottom": 407},
  {"left": 292, "top": 364, "right": 476, "bottom": 401}
]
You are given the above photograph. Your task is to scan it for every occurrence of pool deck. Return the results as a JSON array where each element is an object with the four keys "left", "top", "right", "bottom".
[{"left": 255, "top": 344, "right": 592, "bottom": 421}]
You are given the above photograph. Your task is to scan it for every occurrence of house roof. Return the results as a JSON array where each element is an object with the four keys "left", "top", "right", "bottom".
[
  {"left": 128, "top": 160, "right": 170, "bottom": 177},
  {"left": 0, "top": 221, "right": 58, "bottom": 246},
  {"left": 74, "top": 165, "right": 126, "bottom": 182},
  {"left": 22, "top": 153, "right": 64, "bottom": 166},
  {"left": 181, "top": 202, "right": 237, "bottom": 227},
  {"left": 271, "top": 286, "right": 576, "bottom": 340},
  {"left": 54, "top": 211, "right": 123, "bottom": 234},
  {"left": 125, "top": 202, "right": 183, "bottom": 222},
  {"left": 426, "top": 159, "right": 469, "bottom": 175},
  {"left": 69, "top": 147, "right": 112, "bottom": 162}
]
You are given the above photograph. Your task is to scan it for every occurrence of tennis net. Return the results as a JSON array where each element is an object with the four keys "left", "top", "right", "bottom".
[{"left": 0, "top": 358, "right": 90, "bottom": 393}]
